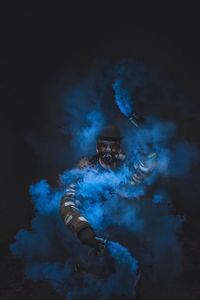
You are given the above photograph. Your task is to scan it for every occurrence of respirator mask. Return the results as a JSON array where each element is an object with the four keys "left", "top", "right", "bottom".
[{"left": 97, "top": 141, "right": 121, "bottom": 165}]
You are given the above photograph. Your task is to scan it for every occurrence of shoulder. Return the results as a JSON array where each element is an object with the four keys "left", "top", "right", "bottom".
[
  {"left": 77, "top": 155, "right": 100, "bottom": 171},
  {"left": 77, "top": 157, "right": 91, "bottom": 169}
]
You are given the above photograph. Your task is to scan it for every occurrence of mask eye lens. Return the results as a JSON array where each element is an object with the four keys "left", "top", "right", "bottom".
[
  {"left": 111, "top": 144, "right": 120, "bottom": 152},
  {"left": 98, "top": 143, "right": 106, "bottom": 151},
  {"left": 98, "top": 142, "right": 120, "bottom": 152}
]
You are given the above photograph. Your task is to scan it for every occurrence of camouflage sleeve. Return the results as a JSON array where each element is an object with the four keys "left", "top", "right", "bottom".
[
  {"left": 60, "top": 158, "right": 94, "bottom": 237},
  {"left": 130, "top": 152, "right": 157, "bottom": 185}
]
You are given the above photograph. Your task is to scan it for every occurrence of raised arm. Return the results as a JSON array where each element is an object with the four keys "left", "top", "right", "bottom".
[{"left": 130, "top": 152, "right": 157, "bottom": 185}]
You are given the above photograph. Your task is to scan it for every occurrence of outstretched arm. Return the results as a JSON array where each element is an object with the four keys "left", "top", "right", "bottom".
[
  {"left": 60, "top": 184, "right": 92, "bottom": 235},
  {"left": 59, "top": 183, "right": 105, "bottom": 251}
]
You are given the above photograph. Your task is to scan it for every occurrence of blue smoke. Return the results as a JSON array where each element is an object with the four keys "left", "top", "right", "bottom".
[
  {"left": 112, "top": 79, "right": 133, "bottom": 117},
  {"left": 10, "top": 59, "right": 200, "bottom": 299}
]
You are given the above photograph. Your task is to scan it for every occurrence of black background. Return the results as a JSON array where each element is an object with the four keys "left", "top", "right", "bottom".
[{"left": 1, "top": 2, "right": 200, "bottom": 299}]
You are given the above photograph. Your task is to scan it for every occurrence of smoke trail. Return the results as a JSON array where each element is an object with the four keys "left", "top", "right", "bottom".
[
  {"left": 10, "top": 59, "right": 200, "bottom": 299},
  {"left": 112, "top": 79, "right": 133, "bottom": 117}
]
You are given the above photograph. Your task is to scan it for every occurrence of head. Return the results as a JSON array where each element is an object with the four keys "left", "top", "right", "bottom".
[{"left": 96, "top": 125, "right": 125, "bottom": 168}]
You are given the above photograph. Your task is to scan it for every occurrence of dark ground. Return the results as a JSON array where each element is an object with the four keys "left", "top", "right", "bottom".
[{"left": 1, "top": 2, "right": 200, "bottom": 299}]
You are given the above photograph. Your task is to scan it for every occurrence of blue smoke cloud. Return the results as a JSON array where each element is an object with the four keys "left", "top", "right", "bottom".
[
  {"left": 10, "top": 59, "right": 200, "bottom": 299},
  {"left": 73, "top": 109, "right": 105, "bottom": 152}
]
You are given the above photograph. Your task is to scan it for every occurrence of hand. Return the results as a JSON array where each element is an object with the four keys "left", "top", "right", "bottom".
[
  {"left": 78, "top": 227, "right": 106, "bottom": 253},
  {"left": 94, "top": 237, "right": 107, "bottom": 255},
  {"left": 129, "top": 112, "right": 145, "bottom": 128}
]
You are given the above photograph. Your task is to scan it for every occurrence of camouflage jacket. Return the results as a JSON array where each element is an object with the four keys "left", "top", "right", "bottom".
[{"left": 59, "top": 152, "right": 157, "bottom": 240}]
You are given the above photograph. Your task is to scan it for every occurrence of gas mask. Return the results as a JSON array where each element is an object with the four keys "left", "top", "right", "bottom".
[{"left": 97, "top": 140, "right": 121, "bottom": 165}]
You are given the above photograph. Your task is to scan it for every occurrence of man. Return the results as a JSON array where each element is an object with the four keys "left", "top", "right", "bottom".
[{"left": 59, "top": 124, "right": 157, "bottom": 253}]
